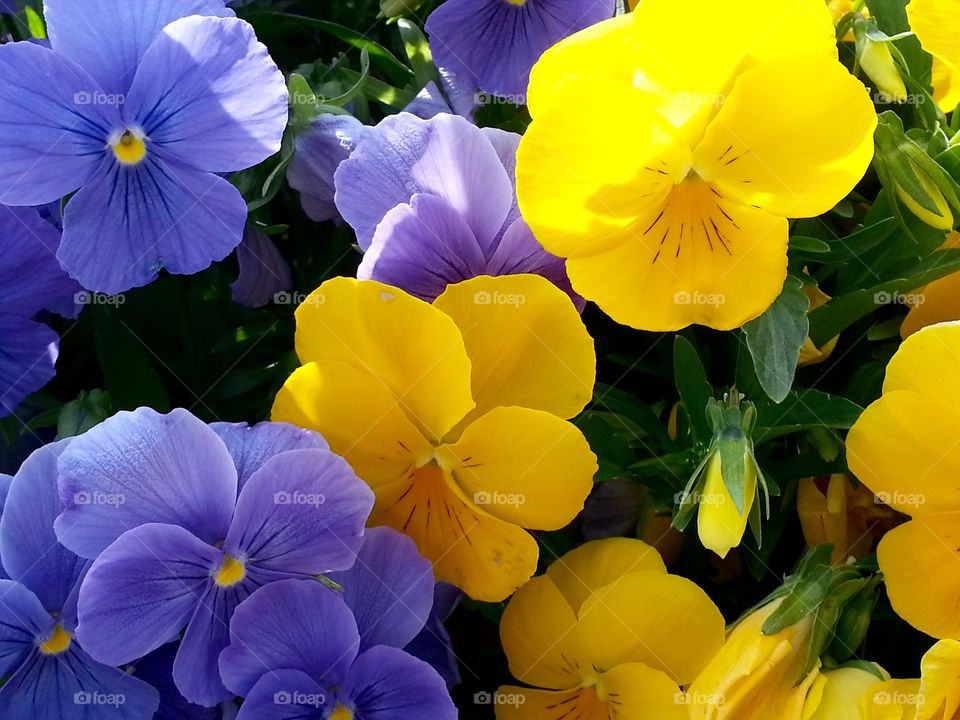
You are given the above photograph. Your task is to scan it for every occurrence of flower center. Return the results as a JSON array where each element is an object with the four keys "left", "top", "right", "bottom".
[
  {"left": 39, "top": 624, "right": 72, "bottom": 655},
  {"left": 330, "top": 705, "right": 354, "bottom": 720},
  {"left": 215, "top": 554, "right": 246, "bottom": 587},
  {"left": 110, "top": 128, "right": 147, "bottom": 165},
  {"left": 506, "top": 0, "right": 526, "bottom": 5}
]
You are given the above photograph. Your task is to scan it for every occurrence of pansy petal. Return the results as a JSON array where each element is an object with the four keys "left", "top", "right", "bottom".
[
  {"left": 209, "top": 420, "right": 327, "bottom": 490},
  {"left": 599, "top": 663, "right": 688, "bottom": 720},
  {"left": 45, "top": 0, "right": 233, "bottom": 95},
  {"left": 0, "top": 42, "right": 116, "bottom": 206},
  {"left": 126, "top": 16, "right": 287, "bottom": 173},
  {"left": 0, "top": 645, "right": 160, "bottom": 720},
  {"left": 220, "top": 579, "right": 360, "bottom": 696},
  {"left": 58, "top": 157, "right": 248, "bottom": 294},
  {"left": 335, "top": 112, "right": 512, "bottom": 250},
  {"left": 75, "top": 523, "right": 219, "bottom": 665},
  {"left": 56, "top": 407, "right": 238, "bottom": 558},
  {"left": 224, "top": 449, "right": 373, "bottom": 574},
  {"left": 443, "top": 406, "right": 595, "bottom": 530},
  {"left": 342, "top": 645, "right": 457, "bottom": 720},
  {"left": 327, "top": 526, "right": 435, "bottom": 652},
  {"left": 695, "top": 54, "right": 876, "bottom": 219},
  {"left": 131, "top": 644, "right": 222, "bottom": 720},
  {"left": 577, "top": 571, "right": 726, "bottom": 684},
  {"left": 290, "top": 277, "right": 474, "bottom": 442},
  {"left": 434, "top": 274, "right": 595, "bottom": 420},
  {"left": 0, "top": 580, "right": 53, "bottom": 677},
  {"left": 235, "top": 670, "right": 330, "bottom": 720},
  {"left": 493, "top": 686, "right": 609, "bottom": 720},
  {"left": 883, "top": 321, "right": 960, "bottom": 398},
  {"left": 877, "top": 513, "right": 960, "bottom": 640},
  {"left": 272, "top": 361, "right": 432, "bottom": 486},
  {"left": 907, "top": 0, "right": 960, "bottom": 74},
  {"left": 917, "top": 639, "right": 960, "bottom": 719},
  {"left": 0, "top": 317, "right": 59, "bottom": 419},
  {"left": 544, "top": 537, "right": 666, "bottom": 613},
  {"left": 0, "top": 440, "right": 85, "bottom": 612},
  {"left": 230, "top": 225, "right": 293, "bottom": 309},
  {"left": 403, "top": 583, "right": 462, "bottom": 689},
  {"left": 358, "top": 193, "right": 488, "bottom": 302},
  {"left": 499, "top": 574, "right": 586, "bottom": 689}
]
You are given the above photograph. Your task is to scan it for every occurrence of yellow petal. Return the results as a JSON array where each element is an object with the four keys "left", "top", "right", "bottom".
[
  {"left": 499, "top": 575, "right": 587, "bottom": 689},
  {"left": 883, "top": 320, "right": 960, "bottom": 400},
  {"left": 807, "top": 667, "right": 887, "bottom": 720},
  {"left": 697, "top": 451, "right": 758, "bottom": 558},
  {"left": 694, "top": 54, "right": 877, "bottom": 219},
  {"left": 846, "top": 390, "right": 960, "bottom": 516},
  {"left": 918, "top": 639, "right": 960, "bottom": 720},
  {"left": 577, "top": 571, "right": 726, "bottom": 685},
  {"left": 908, "top": 0, "right": 960, "bottom": 75},
  {"left": 877, "top": 513, "right": 960, "bottom": 641},
  {"left": 862, "top": 679, "right": 923, "bottom": 720},
  {"left": 798, "top": 475, "right": 860, "bottom": 564},
  {"left": 544, "top": 537, "right": 666, "bottom": 614},
  {"left": 370, "top": 460, "right": 538, "bottom": 602},
  {"left": 433, "top": 275, "right": 596, "bottom": 422},
  {"left": 933, "top": 59, "right": 960, "bottom": 113},
  {"left": 271, "top": 361, "right": 430, "bottom": 485},
  {"left": 441, "top": 406, "right": 596, "bottom": 530},
  {"left": 562, "top": 182, "right": 789, "bottom": 331},
  {"left": 493, "top": 686, "right": 609, "bottom": 720},
  {"left": 901, "top": 270, "right": 960, "bottom": 339},
  {"left": 292, "top": 278, "right": 474, "bottom": 441},
  {"left": 600, "top": 663, "right": 689, "bottom": 720}
]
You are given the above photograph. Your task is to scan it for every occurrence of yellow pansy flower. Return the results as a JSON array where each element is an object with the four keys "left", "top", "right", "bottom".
[
  {"left": 863, "top": 640, "right": 960, "bottom": 719},
  {"left": 687, "top": 599, "right": 821, "bottom": 720},
  {"left": 799, "top": 283, "right": 840, "bottom": 366},
  {"left": 806, "top": 666, "right": 889, "bottom": 720},
  {"left": 846, "top": 321, "right": 960, "bottom": 639},
  {"left": 862, "top": 678, "right": 922, "bottom": 719},
  {"left": 495, "top": 538, "right": 725, "bottom": 719},
  {"left": 932, "top": 60, "right": 960, "bottom": 113},
  {"left": 908, "top": 0, "right": 960, "bottom": 113},
  {"left": 272, "top": 274, "right": 598, "bottom": 602},
  {"left": 901, "top": 233, "right": 960, "bottom": 338},
  {"left": 516, "top": 0, "right": 876, "bottom": 331}
]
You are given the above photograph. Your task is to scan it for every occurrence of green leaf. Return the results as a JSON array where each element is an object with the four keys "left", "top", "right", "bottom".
[
  {"left": 755, "top": 390, "right": 863, "bottom": 443},
  {"left": 672, "top": 336, "right": 713, "bottom": 443},
  {"left": 25, "top": 6, "right": 46, "bottom": 39},
  {"left": 397, "top": 19, "right": 439, "bottom": 88},
  {"left": 742, "top": 277, "right": 810, "bottom": 404}
]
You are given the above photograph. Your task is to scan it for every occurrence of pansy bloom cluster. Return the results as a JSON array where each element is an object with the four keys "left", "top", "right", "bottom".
[{"left": 5, "top": 0, "right": 960, "bottom": 717}]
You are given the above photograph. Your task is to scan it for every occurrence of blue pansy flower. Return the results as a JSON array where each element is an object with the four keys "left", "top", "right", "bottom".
[
  {"left": 52, "top": 408, "right": 374, "bottom": 707},
  {"left": 0, "top": 440, "right": 161, "bottom": 719},
  {"left": 425, "top": 0, "right": 615, "bottom": 99},
  {"left": 230, "top": 224, "right": 293, "bottom": 309},
  {"left": 219, "top": 528, "right": 457, "bottom": 719},
  {"left": 0, "top": 0, "right": 288, "bottom": 294},
  {"left": 0, "top": 205, "right": 79, "bottom": 418}
]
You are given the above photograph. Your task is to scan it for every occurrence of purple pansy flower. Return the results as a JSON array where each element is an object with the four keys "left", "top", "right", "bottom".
[
  {"left": 0, "top": 440, "right": 161, "bottom": 719},
  {"left": 0, "top": 205, "right": 80, "bottom": 418},
  {"left": 219, "top": 529, "right": 456, "bottom": 719},
  {"left": 0, "top": 0, "right": 288, "bottom": 294},
  {"left": 230, "top": 225, "right": 293, "bottom": 309},
  {"left": 52, "top": 408, "right": 374, "bottom": 707},
  {"left": 425, "top": 0, "right": 615, "bottom": 99},
  {"left": 334, "top": 112, "right": 582, "bottom": 306}
]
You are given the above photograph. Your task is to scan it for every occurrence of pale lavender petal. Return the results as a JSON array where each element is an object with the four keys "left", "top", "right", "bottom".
[
  {"left": 0, "top": 317, "right": 58, "bottom": 419},
  {"left": 327, "top": 527, "right": 434, "bottom": 652},
  {"left": 75, "top": 523, "right": 219, "bottom": 666},
  {"left": 56, "top": 407, "right": 238, "bottom": 559},
  {"left": 0, "top": 580, "right": 53, "bottom": 678},
  {"left": 126, "top": 16, "right": 287, "bottom": 173},
  {"left": 224, "top": 449, "right": 372, "bottom": 574},
  {"left": 209, "top": 420, "right": 327, "bottom": 491},
  {"left": 58, "top": 156, "right": 247, "bottom": 295},
  {"left": 235, "top": 670, "right": 329, "bottom": 720},
  {"left": 357, "top": 193, "right": 487, "bottom": 301},
  {"left": 45, "top": 0, "right": 233, "bottom": 95},
  {"left": 219, "top": 579, "right": 359, "bottom": 696},
  {"left": 403, "top": 82, "right": 453, "bottom": 120},
  {"left": 480, "top": 127, "right": 521, "bottom": 231},
  {"left": 230, "top": 226, "right": 293, "bottom": 309}
]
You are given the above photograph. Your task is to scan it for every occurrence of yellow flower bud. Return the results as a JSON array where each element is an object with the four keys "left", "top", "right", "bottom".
[
  {"left": 805, "top": 666, "right": 888, "bottom": 720},
  {"left": 860, "top": 36, "right": 908, "bottom": 103},
  {"left": 696, "top": 448, "right": 757, "bottom": 559},
  {"left": 895, "top": 161, "right": 955, "bottom": 230}
]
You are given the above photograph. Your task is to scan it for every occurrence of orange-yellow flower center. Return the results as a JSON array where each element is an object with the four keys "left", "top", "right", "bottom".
[
  {"left": 215, "top": 554, "right": 246, "bottom": 587},
  {"left": 110, "top": 129, "right": 147, "bottom": 165},
  {"left": 506, "top": 0, "right": 527, "bottom": 5},
  {"left": 329, "top": 705, "right": 354, "bottom": 720},
  {"left": 39, "top": 624, "right": 72, "bottom": 655}
]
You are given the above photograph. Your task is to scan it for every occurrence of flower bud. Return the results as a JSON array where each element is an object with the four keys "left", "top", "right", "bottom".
[
  {"left": 859, "top": 35, "right": 907, "bottom": 103},
  {"left": 379, "top": 0, "right": 423, "bottom": 18}
]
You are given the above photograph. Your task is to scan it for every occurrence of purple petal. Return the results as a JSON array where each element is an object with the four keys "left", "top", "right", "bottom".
[
  {"left": 230, "top": 226, "right": 293, "bottom": 309},
  {"left": 209, "top": 420, "right": 327, "bottom": 491},
  {"left": 0, "top": 206, "right": 80, "bottom": 319},
  {"left": 0, "top": 580, "right": 53, "bottom": 678},
  {"left": 426, "top": 0, "right": 614, "bottom": 97},
  {"left": 288, "top": 114, "right": 367, "bottom": 223},
  {"left": 403, "top": 584, "right": 463, "bottom": 690},
  {"left": 235, "top": 670, "right": 329, "bottom": 720},
  {"left": 327, "top": 527, "right": 434, "bottom": 652},
  {"left": 0, "top": 317, "right": 58, "bottom": 419},
  {"left": 480, "top": 127, "right": 521, "bottom": 231},
  {"left": 0, "top": 645, "right": 160, "bottom": 720},
  {"left": 342, "top": 645, "right": 457, "bottom": 720},
  {"left": 126, "top": 16, "right": 287, "bottom": 173},
  {"left": 224, "top": 449, "right": 372, "bottom": 574},
  {"left": 0, "top": 41, "right": 116, "bottom": 206},
  {"left": 45, "top": 0, "right": 233, "bottom": 95},
  {"left": 75, "top": 523, "right": 218, "bottom": 666},
  {"left": 334, "top": 112, "right": 512, "bottom": 250},
  {"left": 0, "top": 440, "right": 86, "bottom": 613},
  {"left": 219, "top": 579, "right": 359, "bottom": 697},
  {"left": 130, "top": 644, "right": 224, "bottom": 720},
  {"left": 56, "top": 408, "right": 238, "bottom": 558},
  {"left": 357, "top": 193, "right": 487, "bottom": 301},
  {"left": 403, "top": 81, "right": 454, "bottom": 120},
  {"left": 58, "top": 157, "right": 248, "bottom": 294}
]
